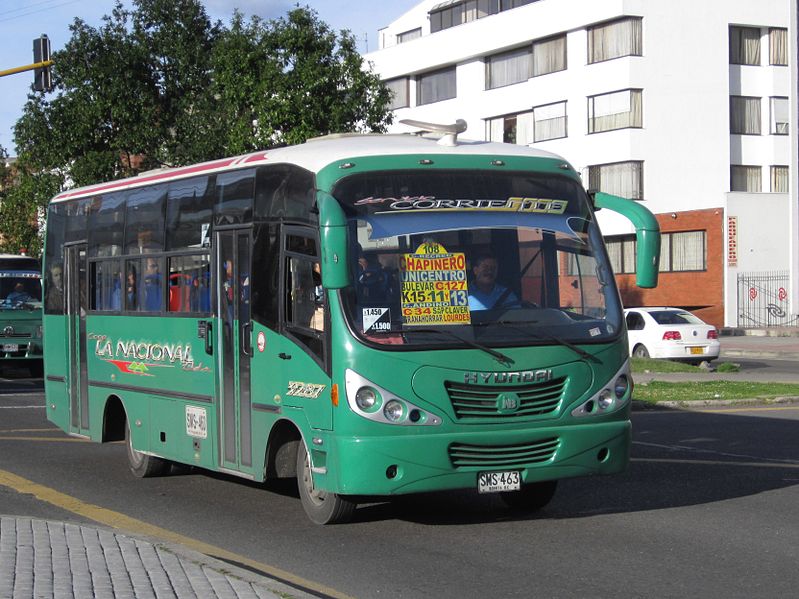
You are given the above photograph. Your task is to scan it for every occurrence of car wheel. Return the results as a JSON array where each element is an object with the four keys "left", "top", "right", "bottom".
[
  {"left": 296, "top": 442, "right": 355, "bottom": 525},
  {"left": 632, "top": 344, "right": 650, "bottom": 359},
  {"left": 126, "top": 421, "right": 170, "bottom": 478},
  {"left": 500, "top": 480, "right": 558, "bottom": 511}
]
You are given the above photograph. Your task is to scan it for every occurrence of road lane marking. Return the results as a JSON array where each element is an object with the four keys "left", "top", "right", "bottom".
[
  {"left": 0, "top": 405, "right": 45, "bottom": 409},
  {"left": 0, "top": 436, "right": 88, "bottom": 442},
  {"left": 632, "top": 458, "right": 799, "bottom": 469},
  {"left": 0, "top": 428, "right": 56, "bottom": 433},
  {"left": 633, "top": 440, "right": 799, "bottom": 465},
  {"left": 0, "top": 469, "right": 353, "bottom": 599}
]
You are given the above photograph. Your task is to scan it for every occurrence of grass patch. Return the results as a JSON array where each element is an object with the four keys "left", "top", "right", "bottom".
[
  {"left": 631, "top": 357, "right": 703, "bottom": 373},
  {"left": 632, "top": 380, "right": 799, "bottom": 404},
  {"left": 631, "top": 357, "right": 741, "bottom": 374}
]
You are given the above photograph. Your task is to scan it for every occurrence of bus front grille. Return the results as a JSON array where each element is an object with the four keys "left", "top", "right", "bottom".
[
  {"left": 448, "top": 438, "right": 560, "bottom": 469},
  {"left": 444, "top": 377, "right": 566, "bottom": 419}
]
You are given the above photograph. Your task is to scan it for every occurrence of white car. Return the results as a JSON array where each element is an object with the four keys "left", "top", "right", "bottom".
[{"left": 624, "top": 307, "right": 720, "bottom": 363}]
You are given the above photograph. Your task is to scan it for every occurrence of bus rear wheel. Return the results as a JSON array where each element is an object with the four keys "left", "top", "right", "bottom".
[
  {"left": 296, "top": 442, "right": 355, "bottom": 525},
  {"left": 125, "top": 421, "right": 170, "bottom": 478},
  {"left": 500, "top": 480, "right": 558, "bottom": 512}
]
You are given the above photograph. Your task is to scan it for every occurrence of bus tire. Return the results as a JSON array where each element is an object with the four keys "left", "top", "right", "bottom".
[
  {"left": 500, "top": 480, "right": 558, "bottom": 512},
  {"left": 126, "top": 421, "right": 170, "bottom": 478},
  {"left": 296, "top": 442, "right": 355, "bottom": 525}
]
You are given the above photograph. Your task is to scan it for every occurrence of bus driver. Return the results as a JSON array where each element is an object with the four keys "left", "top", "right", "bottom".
[{"left": 467, "top": 253, "right": 520, "bottom": 311}]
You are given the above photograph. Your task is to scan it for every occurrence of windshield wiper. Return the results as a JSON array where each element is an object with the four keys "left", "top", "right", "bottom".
[
  {"left": 407, "top": 327, "right": 514, "bottom": 366},
  {"left": 489, "top": 320, "right": 600, "bottom": 364}
]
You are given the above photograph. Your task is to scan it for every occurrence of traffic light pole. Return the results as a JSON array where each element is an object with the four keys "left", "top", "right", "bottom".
[{"left": 0, "top": 60, "right": 54, "bottom": 78}]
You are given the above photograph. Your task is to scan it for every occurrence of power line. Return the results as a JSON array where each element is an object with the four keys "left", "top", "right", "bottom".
[{"left": 0, "top": 0, "right": 83, "bottom": 24}]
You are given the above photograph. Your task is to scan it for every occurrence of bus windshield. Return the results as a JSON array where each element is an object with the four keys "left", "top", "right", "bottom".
[
  {"left": 0, "top": 273, "right": 42, "bottom": 310},
  {"left": 333, "top": 170, "right": 621, "bottom": 349}
]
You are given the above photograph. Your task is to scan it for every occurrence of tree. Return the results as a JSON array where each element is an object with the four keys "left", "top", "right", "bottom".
[{"left": 13, "top": 0, "right": 393, "bottom": 190}]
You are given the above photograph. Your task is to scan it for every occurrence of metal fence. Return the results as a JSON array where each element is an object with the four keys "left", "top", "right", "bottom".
[{"left": 736, "top": 271, "right": 797, "bottom": 327}]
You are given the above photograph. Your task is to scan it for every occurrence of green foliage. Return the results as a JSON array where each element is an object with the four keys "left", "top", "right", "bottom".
[{"left": 12, "top": 0, "right": 393, "bottom": 185}]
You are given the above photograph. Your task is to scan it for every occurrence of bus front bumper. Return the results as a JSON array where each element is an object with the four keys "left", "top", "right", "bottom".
[{"left": 318, "top": 420, "right": 631, "bottom": 496}]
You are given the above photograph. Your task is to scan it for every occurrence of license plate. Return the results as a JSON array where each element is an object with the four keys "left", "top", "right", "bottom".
[
  {"left": 2, "top": 344, "right": 18, "bottom": 352},
  {"left": 185, "top": 405, "right": 207, "bottom": 439},
  {"left": 689, "top": 347, "right": 704, "bottom": 355},
  {"left": 478, "top": 471, "right": 521, "bottom": 493}
]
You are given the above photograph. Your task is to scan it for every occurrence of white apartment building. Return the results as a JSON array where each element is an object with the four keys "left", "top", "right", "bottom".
[{"left": 365, "top": 0, "right": 794, "bottom": 328}]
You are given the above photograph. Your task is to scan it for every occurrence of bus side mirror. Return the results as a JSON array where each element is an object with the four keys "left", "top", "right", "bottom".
[
  {"left": 317, "top": 193, "right": 350, "bottom": 289},
  {"left": 591, "top": 191, "right": 660, "bottom": 289}
]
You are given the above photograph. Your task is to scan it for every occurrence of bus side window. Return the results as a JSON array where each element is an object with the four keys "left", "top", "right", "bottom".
[
  {"left": 284, "top": 234, "right": 325, "bottom": 364},
  {"left": 168, "top": 255, "right": 210, "bottom": 314}
]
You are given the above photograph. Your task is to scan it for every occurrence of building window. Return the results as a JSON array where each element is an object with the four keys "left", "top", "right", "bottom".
[
  {"left": 768, "top": 28, "right": 787, "bottom": 65},
  {"left": 533, "top": 101, "right": 567, "bottom": 142},
  {"left": 769, "top": 97, "right": 789, "bottom": 134},
  {"left": 588, "top": 161, "right": 643, "bottom": 200},
  {"left": 532, "top": 34, "right": 566, "bottom": 76},
  {"left": 397, "top": 28, "right": 421, "bottom": 44},
  {"left": 729, "top": 26, "right": 761, "bottom": 65},
  {"left": 417, "top": 67, "right": 456, "bottom": 105},
  {"left": 485, "top": 46, "right": 531, "bottom": 89},
  {"left": 384, "top": 77, "right": 409, "bottom": 110},
  {"left": 430, "top": 0, "right": 536, "bottom": 33},
  {"left": 588, "top": 89, "right": 642, "bottom": 133},
  {"left": 486, "top": 110, "right": 534, "bottom": 145},
  {"left": 606, "top": 235, "right": 636, "bottom": 274},
  {"left": 587, "top": 17, "right": 642, "bottom": 64},
  {"left": 770, "top": 166, "right": 789, "bottom": 193},
  {"left": 666, "top": 231, "right": 706, "bottom": 271},
  {"left": 730, "top": 96, "right": 761, "bottom": 135},
  {"left": 731, "top": 165, "right": 762, "bottom": 192}
]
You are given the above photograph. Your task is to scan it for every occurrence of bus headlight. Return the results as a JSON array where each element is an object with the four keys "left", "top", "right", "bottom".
[
  {"left": 571, "top": 361, "right": 631, "bottom": 418},
  {"left": 614, "top": 375, "right": 629, "bottom": 399},
  {"left": 597, "top": 389, "right": 613, "bottom": 410},
  {"left": 383, "top": 400, "right": 405, "bottom": 422},
  {"left": 355, "top": 387, "right": 380, "bottom": 411},
  {"left": 345, "top": 369, "right": 441, "bottom": 426}
]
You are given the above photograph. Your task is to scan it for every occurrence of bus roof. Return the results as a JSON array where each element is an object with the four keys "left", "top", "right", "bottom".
[{"left": 50, "top": 133, "right": 570, "bottom": 203}]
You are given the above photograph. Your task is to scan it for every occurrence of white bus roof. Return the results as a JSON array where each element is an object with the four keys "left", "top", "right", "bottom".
[{"left": 51, "top": 133, "right": 570, "bottom": 203}]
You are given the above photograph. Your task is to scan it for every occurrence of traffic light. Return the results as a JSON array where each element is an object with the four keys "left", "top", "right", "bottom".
[{"left": 32, "top": 34, "right": 52, "bottom": 92}]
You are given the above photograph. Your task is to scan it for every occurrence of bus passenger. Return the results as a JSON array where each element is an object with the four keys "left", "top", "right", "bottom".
[
  {"left": 46, "top": 264, "right": 64, "bottom": 312},
  {"left": 468, "top": 253, "right": 520, "bottom": 310},
  {"left": 142, "top": 258, "right": 162, "bottom": 311}
]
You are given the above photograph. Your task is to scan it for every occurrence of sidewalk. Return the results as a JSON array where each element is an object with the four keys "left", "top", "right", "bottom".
[
  {"left": 719, "top": 327, "right": 799, "bottom": 360},
  {"left": 0, "top": 517, "right": 315, "bottom": 599}
]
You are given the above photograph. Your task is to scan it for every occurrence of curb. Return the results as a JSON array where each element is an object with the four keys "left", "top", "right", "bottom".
[
  {"left": 720, "top": 349, "right": 799, "bottom": 360},
  {"left": 632, "top": 397, "right": 799, "bottom": 410}
]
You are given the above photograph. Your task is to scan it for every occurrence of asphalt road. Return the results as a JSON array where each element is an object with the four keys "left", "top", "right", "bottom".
[{"left": 1, "top": 378, "right": 798, "bottom": 598}]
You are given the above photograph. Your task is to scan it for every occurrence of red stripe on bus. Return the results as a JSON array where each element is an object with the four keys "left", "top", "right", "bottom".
[{"left": 52, "top": 157, "right": 242, "bottom": 201}]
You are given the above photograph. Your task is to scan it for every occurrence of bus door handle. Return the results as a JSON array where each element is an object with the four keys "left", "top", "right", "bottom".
[
  {"left": 203, "top": 321, "right": 213, "bottom": 356},
  {"left": 241, "top": 321, "right": 252, "bottom": 357}
]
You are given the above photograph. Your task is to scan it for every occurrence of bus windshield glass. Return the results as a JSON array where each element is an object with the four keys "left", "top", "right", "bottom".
[
  {"left": 333, "top": 170, "right": 621, "bottom": 348},
  {"left": 0, "top": 273, "right": 42, "bottom": 310}
]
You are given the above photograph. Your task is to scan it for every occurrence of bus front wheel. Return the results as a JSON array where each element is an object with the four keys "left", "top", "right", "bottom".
[
  {"left": 125, "top": 421, "right": 170, "bottom": 478},
  {"left": 500, "top": 480, "right": 558, "bottom": 512},
  {"left": 296, "top": 443, "right": 355, "bottom": 525}
]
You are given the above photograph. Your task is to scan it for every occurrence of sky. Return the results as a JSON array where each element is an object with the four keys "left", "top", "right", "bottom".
[{"left": 0, "top": 0, "right": 419, "bottom": 155}]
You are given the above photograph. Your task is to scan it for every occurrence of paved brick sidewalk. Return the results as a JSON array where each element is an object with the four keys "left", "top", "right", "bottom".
[{"left": 0, "top": 517, "right": 313, "bottom": 599}]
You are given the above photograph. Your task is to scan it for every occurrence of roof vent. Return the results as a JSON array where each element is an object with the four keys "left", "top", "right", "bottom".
[{"left": 399, "top": 119, "right": 467, "bottom": 147}]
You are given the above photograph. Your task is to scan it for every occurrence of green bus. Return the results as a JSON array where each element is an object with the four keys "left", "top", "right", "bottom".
[
  {"left": 43, "top": 124, "right": 659, "bottom": 524},
  {"left": 1, "top": 254, "right": 43, "bottom": 377}
]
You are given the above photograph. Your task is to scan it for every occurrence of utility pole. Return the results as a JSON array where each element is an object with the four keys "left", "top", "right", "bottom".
[{"left": 0, "top": 35, "right": 54, "bottom": 92}]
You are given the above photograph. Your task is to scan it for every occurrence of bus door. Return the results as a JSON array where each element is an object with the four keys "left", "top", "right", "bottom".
[
  {"left": 216, "top": 229, "right": 253, "bottom": 472},
  {"left": 65, "top": 243, "right": 90, "bottom": 435}
]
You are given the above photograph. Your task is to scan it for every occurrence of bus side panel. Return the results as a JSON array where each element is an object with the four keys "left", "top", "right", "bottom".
[
  {"left": 44, "top": 314, "right": 70, "bottom": 431},
  {"left": 85, "top": 315, "right": 218, "bottom": 468}
]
